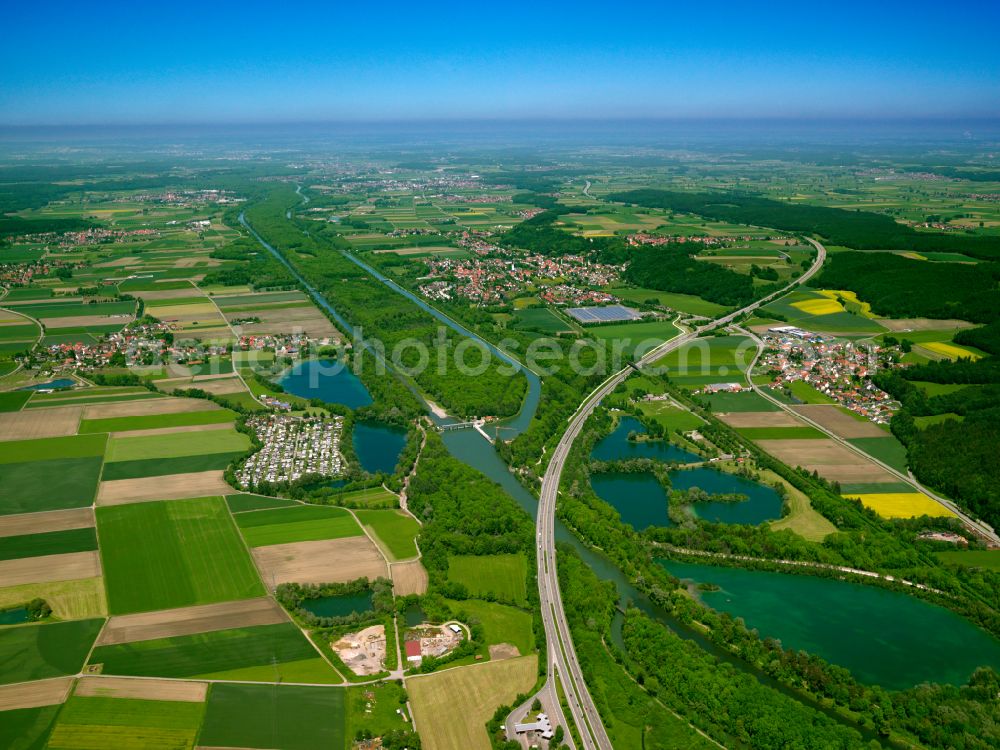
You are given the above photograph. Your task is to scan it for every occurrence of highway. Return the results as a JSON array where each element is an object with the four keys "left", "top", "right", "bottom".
[{"left": 532, "top": 238, "right": 828, "bottom": 749}]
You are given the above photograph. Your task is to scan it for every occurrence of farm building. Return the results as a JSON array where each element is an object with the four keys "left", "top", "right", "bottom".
[{"left": 405, "top": 640, "right": 422, "bottom": 664}]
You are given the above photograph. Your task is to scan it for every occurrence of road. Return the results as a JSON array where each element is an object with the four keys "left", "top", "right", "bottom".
[
  {"left": 533, "top": 239, "right": 828, "bottom": 749},
  {"left": 738, "top": 326, "right": 1000, "bottom": 547}
]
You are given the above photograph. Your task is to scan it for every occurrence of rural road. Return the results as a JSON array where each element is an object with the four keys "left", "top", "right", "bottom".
[
  {"left": 738, "top": 327, "right": 1000, "bottom": 547},
  {"left": 532, "top": 238, "right": 828, "bottom": 749}
]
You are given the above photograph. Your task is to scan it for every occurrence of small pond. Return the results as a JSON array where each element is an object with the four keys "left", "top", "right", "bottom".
[
  {"left": 301, "top": 591, "right": 374, "bottom": 619},
  {"left": 18, "top": 378, "right": 75, "bottom": 391},
  {"left": 404, "top": 603, "right": 427, "bottom": 628},
  {"left": 0, "top": 607, "right": 30, "bottom": 625}
]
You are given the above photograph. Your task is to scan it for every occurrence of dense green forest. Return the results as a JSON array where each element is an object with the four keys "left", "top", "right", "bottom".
[
  {"left": 876, "top": 358, "right": 1000, "bottom": 529},
  {"left": 239, "top": 188, "right": 528, "bottom": 419},
  {"left": 608, "top": 188, "right": 1000, "bottom": 260},
  {"left": 812, "top": 251, "right": 1000, "bottom": 323},
  {"left": 623, "top": 244, "right": 759, "bottom": 307}
]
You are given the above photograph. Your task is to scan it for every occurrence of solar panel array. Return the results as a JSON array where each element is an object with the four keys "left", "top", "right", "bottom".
[{"left": 565, "top": 305, "right": 641, "bottom": 324}]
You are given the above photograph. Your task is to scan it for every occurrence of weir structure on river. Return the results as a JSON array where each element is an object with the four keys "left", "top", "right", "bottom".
[{"left": 242, "top": 206, "right": 897, "bottom": 747}]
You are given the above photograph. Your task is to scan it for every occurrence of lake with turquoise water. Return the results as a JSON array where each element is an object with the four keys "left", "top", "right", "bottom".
[
  {"left": 354, "top": 421, "right": 406, "bottom": 475},
  {"left": 591, "top": 416, "right": 700, "bottom": 463},
  {"left": 279, "top": 359, "right": 372, "bottom": 409},
  {"left": 301, "top": 591, "right": 374, "bottom": 619},
  {"left": 662, "top": 560, "right": 1000, "bottom": 689},
  {"left": 669, "top": 467, "right": 784, "bottom": 525},
  {"left": 590, "top": 472, "right": 672, "bottom": 530}
]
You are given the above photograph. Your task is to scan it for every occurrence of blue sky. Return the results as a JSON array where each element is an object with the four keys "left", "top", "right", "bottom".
[{"left": 2, "top": 1, "right": 998, "bottom": 124}]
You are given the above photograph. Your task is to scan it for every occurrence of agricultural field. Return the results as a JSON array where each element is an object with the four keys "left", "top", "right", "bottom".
[
  {"left": 762, "top": 289, "right": 886, "bottom": 335},
  {"left": 635, "top": 401, "right": 705, "bottom": 433},
  {"left": 235, "top": 504, "right": 364, "bottom": 547},
  {"left": 46, "top": 695, "right": 205, "bottom": 750},
  {"left": 78, "top": 407, "right": 234, "bottom": 434},
  {"left": 0, "top": 578, "right": 107, "bottom": 620},
  {"left": 511, "top": 306, "right": 574, "bottom": 335},
  {"left": 447, "top": 553, "right": 528, "bottom": 605},
  {"left": 89, "top": 622, "right": 339, "bottom": 683},
  {"left": 653, "top": 335, "right": 756, "bottom": 386},
  {"left": 0, "top": 619, "right": 104, "bottom": 685},
  {"left": 0, "top": 434, "right": 106, "bottom": 515},
  {"left": 97, "top": 496, "right": 264, "bottom": 614},
  {"left": 199, "top": 682, "right": 345, "bottom": 750},
  {"left": 354, "top": 509, "right": 421, "bottom": 560},
  {"left": 408, "top": 655, "right": 537, "bottom": 750}
]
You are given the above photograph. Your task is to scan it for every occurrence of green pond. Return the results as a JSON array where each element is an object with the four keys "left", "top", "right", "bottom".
[
  {"left": 669, "top": 467, "right": 784, "bottom": 525},
  {"left": 590, "top": 472, "right": 672, "bottom": 530},
  {"left": 591, "top": 416, "right": 700, "bottom": 463},
  {"left": 354, "top": 421, "right": 406, "bottom": 475},
  {"left": 0, "top": 608, "right": 29, "bottom": 625},
  {"left": 301, "top": 592, "right": 374, "bottom": 619},
  {"left": 662, "top": 560, "right": 1000, "bottom": 689},
  {"left": 404, "top": 603, "right": 427, "bottom": 628}
]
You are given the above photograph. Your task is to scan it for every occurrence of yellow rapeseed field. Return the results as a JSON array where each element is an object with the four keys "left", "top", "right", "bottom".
[
  {"left": 922, "top": 341, "right": 982, "bottom": 361},
  {"left": 791, "top": 296, "right": 844, "bottom": 316},
  {"left": 851, "top": 492, "right": 954, "bottom": 519},
  {"left": 817, "top": 289, "right": 876, "bottom": 318}
]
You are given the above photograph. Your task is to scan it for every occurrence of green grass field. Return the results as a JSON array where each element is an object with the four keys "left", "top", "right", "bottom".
[
  {"left": 199, "top": 683, "right": 345, "bottom": 750},
  {"left": 636, "top": 401, "right": 704, "bottom": 432},
  {"left": 587, "top": 319, "right": 680, "bottom": 347},
  {"left": 0, "top": 391, "right": 31, "bottom": 412},
  {"left": 345, "top": 681, "right": 412, "bottom": 747},
  {"left": 79, "top": 409, "right": 233, "bottom": 434},
  {"left": 737, "top": 426, "right": 826, "bottom": 440},
  {"left": 332, "top": 486, "right": 400, "bottom": 508},
  {"left": 0, "top": 705, "right": 60, "bottom": 750},
  {"left": 235, "top": 505, "right": 363, "bottom": 547},
  {"left": 451, "top": 598, "right": 534, "bottom": 656},
  {"left": 0, "top": 527, "right": 97, "bottom": 561},
  {"left": 98, "top": 496, "right": 264, "bottom": 614},
  {"left": 704, "top": 391, "right": 779, "bottom": 412},
  {"left": 511, "top": 307, "right": 571, "bottom": 334},
  {"left": 609, "top": 287, "right": 730, "bottom": 317},
  {"left": 655, "top": 335, "right": 755, "bottom": 384},
  {"left": 0, "top": 434, "right": 106, "bottom": 464},
  {"left": 226, "top": 493, "right": 301, "bottom": 512},
  {"left": 354, "top": 509, "right": 420, "bottom": 560},
  {"left": 0, "top": 619, "right": 104, "bottom": 685},
  {"left": 90, "top": 624, "right": 337, "bottom": 682},
  {"left": 105, "top": 428, "right": 249, "bottom": 462},
  {"left": 935, "top": 550, "right": 1000, "bottom": 571},
  {"left": 786, "top": 380, "right": 838, "bottom": 404},
  {"left": 46, "top": 696, "right": 204, "bottom": 750},
  {"left": 0, "top": 456, "right": 104, "bottom": 515},
  {"left": 100, "top": 452, "right": 241, "bottom": 480},
  {"left": 447, "top": 553, "right": 528, "bottom": 606},
  {"left": 848, "top": 436, "right": 909, "bottom": 474}
]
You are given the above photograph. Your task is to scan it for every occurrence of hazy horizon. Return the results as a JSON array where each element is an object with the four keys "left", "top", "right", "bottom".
[{"left": 2, "top": 1, "right": 998, "bottom": 125}]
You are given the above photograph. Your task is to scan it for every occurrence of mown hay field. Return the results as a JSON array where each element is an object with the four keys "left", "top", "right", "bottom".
[{"left": 408, "top": 655, "right": 537, "bottom": 750}]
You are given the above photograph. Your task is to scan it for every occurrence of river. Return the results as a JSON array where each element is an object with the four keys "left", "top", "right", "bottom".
[{"left": 242, "top": 207, "right": 903, "bottom": 742}]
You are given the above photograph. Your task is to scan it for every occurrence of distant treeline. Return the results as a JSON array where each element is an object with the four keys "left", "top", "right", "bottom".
[
  {"left": 608, "top": 188, "right": 1000, "bottom": 260},
  {"left": 0, "top": 216, "right": 96, "bottom": 237},
  {"left": 812, "top": 251, "right": 1000, "bottom": 324}
]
